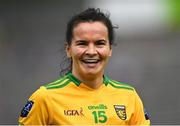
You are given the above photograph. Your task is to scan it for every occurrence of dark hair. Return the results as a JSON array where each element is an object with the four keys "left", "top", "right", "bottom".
[
  {"left": 60, "top": 8, "right": 115, "bottom": 76},
  {"left": 66, "top": 8, "right": 115, "bottom": 46}
]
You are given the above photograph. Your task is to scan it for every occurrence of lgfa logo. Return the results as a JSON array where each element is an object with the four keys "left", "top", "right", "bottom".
[{"left": 64, "top": 107, "right": 84, "bottom": 116}]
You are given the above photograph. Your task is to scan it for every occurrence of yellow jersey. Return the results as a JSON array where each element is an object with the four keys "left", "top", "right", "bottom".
[{"left": 19, "top": 72, "right": 150, "bottom": 125}]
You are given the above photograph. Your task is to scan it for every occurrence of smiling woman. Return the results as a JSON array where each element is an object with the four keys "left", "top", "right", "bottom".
[
  {"left": 18, "top": 8, "right": 150, "bottom": 125},
  {"left": 66, "top": 21, "right": 112, "bottom": 88}
]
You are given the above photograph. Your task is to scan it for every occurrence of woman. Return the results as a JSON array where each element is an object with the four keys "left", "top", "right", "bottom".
[{"left": 19, "top": 8, "right": 150, "bottom": 125}]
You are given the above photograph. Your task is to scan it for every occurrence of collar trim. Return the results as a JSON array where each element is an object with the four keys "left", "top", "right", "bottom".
[{"left": 66, "top": 72, "right": 109, "bottom": 86}]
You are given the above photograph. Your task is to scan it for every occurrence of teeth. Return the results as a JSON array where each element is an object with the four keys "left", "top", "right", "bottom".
[{"left": 82, "top": 59, "right": 99, "bottom": 63}]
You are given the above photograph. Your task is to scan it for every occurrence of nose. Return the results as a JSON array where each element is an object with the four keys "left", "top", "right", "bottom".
[{"left": 85, "top": 43, "right": 97, "bottom": 56}]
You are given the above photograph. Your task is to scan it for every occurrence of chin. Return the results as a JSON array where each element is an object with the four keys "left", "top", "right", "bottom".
[{"left": 82, "top": 69, "right": 102, "bottom": 76}]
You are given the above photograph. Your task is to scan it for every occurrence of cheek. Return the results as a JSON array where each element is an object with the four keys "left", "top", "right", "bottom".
[
  {"left": 71, "top": 48, "right": 85, "bottom": 59},
  {"left": 98, "top": 48, "right": 111, "bottom": 58}
]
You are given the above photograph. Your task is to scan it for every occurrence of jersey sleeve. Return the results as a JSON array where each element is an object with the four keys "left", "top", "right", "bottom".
[
  {"left": 129, "top": 90, "right": 150, "bottom": 125},
  {"left": 18, "top": 86, "right": 52, "bottom": 125}
]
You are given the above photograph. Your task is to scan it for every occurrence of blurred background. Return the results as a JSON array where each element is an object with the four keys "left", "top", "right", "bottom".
[{"left": 0, "top": 0, "right": 179, "bottom": 124}]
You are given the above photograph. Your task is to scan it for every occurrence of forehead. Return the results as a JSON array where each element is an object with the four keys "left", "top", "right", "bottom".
[{"left": 73, "top": 21, "right": 108, "bottom": 36}]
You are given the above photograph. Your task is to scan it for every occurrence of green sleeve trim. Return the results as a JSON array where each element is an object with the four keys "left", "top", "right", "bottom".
[
  {"left": 109, "top": 80, "right": 134, "bottom": 91},
  {"left": 110, "top": 79, "right": 133, "bottom": 87},
  {"left": 44, "top": 75, "right": 68, "bottom": 87},
  {"left": 45, "top": 79, "right": 71, "bottom": 89}
]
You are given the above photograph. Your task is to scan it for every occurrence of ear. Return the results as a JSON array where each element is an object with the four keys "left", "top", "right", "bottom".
[{"left": 66, "top": 43, "right": 71, "bottom": 58}]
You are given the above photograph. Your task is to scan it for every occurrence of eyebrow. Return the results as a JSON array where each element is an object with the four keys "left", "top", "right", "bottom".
[
  {"left": 96, "top": 39, "right": 107, "bottom": 42},
  {"left": 76, "top": 40, "right": 87, "bottom": 42},
  {"left": 75, "top": 39, "right": 107, "bottom": 42},
  {"left": 75, "top": 40, "right": 88, "bottom": 43}
]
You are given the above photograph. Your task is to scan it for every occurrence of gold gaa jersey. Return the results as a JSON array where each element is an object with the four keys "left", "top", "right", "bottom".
[{"left": 19, "top": 72, "right": 150, "bottom": 125}]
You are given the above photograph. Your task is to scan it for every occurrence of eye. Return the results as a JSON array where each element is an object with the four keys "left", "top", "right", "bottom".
[
  {"left": 96, "top": 40, "right": 106, "bottom": 46},
  {"left": 76, "top": 40, "right": 88, "bottom": 46}
]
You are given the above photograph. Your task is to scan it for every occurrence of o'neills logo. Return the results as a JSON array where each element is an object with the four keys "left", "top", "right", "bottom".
[
  {"left": 64, "top": 107, "right": 84, "bottom": 116},
  {"left": 88, "top": 104, "right": 108, "bottom": 110}
]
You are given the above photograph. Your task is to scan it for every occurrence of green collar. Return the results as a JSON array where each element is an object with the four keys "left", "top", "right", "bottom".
[{"left": 66, "top": 72, "right": 109, "bottom": 86}]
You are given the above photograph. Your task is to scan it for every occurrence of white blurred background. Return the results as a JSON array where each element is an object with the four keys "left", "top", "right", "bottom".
[{"left": 0, "top": 0, "right": 180, "bottom": 124}]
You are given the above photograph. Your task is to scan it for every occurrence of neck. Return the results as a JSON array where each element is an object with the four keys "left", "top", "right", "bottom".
[
  {"left": 72, "top": 71, "right": 104, "bottom": 89},
  {"left": 82, "top": 76, "right": 103, "bottom": 89}
]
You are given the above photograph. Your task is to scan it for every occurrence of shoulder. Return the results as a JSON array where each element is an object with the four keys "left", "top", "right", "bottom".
[
  {"left": 43, "top": 74, "right": 72, "bottom": 90},
  {"left": 29, "top": 86, "right": 48, "bottom": 102},
  {"left": 28, "top": 74, "right": 70, "bottom": 100},
  {"left": 29, "top": 74, "right": 74, "bottom": 101}
]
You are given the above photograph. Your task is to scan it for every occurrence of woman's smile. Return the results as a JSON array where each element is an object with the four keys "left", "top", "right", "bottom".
[{"left": 81, "top": 58, "right": 101, "bottom": 68}]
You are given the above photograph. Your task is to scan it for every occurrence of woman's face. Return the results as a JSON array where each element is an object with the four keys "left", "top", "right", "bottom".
[{"left": 66, "top": 21, "right": 112, "bottom": 78}]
